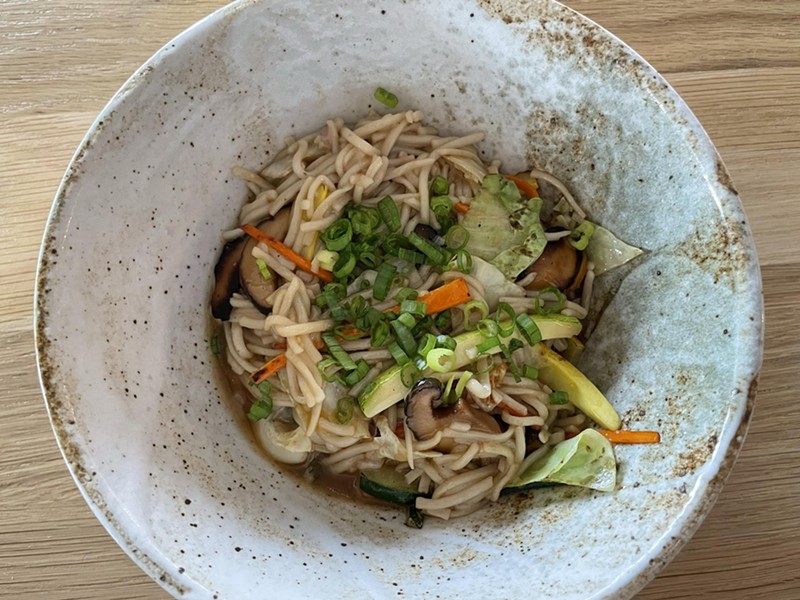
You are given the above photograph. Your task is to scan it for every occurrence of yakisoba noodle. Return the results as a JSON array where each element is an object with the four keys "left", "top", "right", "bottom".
[{"left": 211, "top": 108, "right": 649, "bottom": 524}]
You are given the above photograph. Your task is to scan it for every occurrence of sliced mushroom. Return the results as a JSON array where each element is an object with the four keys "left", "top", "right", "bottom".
[
  {"left": 518, "top": 238, "right": 580, "bottom": 292},
  {"left": 404, "top": 378, "right": 501, "bottom": 444},
  {"left": 239, "top": 208, "right": 292, "bottom": 314},
  {"left": 413, "top": 223, "right": 444, "bottom": 246},
  {"left": 211, "top": 236, "right": 246, "bottom": 320}
]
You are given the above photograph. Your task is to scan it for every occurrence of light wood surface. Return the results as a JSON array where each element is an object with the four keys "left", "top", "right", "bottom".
[{"left": 1, "top": 1, "right": 798, "bottom": 598}]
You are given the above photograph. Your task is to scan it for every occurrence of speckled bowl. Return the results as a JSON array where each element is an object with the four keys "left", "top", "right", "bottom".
[{"left": 35, "top": 0, "right": 763, "bottom": 598}]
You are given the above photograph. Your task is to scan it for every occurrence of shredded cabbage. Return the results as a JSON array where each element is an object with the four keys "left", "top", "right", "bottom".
[
  {"left": 463, "top": 175, "right": 547, "bottom": 280},
  {"left": 511, "top": 429, "right": 616, "bottom": 491},
  {"left": 584, "top": 223, "right": 644, "bottom": 276},
  {"left": 465, "top": 255, "right": 524, "bottom": 310}
]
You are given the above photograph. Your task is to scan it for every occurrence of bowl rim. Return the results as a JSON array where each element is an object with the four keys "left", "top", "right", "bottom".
[{"left": 34, "top": 1, "right": 765, "bottom": 598}]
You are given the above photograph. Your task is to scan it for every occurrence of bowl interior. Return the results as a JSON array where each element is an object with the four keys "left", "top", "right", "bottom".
[{"left": 36, "top": 0, "right": 762, "bottom": 598}]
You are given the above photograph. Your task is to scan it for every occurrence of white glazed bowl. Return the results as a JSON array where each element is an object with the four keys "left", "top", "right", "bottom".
[{"left": 35, "top": 1, "right": 763, "bottom": 598}]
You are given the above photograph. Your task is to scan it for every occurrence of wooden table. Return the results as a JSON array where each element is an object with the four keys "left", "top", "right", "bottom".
[{"left": 1, "top": 1, "right": 798, "bottom": 598}]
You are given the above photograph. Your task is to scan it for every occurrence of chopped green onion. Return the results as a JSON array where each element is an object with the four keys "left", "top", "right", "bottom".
[
  {"left": 455, "top": 249, "right": 473, "bottom": 274},
  {"left": 430, "top": 176, "right": 450, "bottom": 196},
  {"left": 377, "top": 195, "right": 401, "bottom": 232},
  {"left": 523, "top": 365, "right": 539, "bottom": 380},
  {"left": 360, "top": 277, "right": 372, "bottom": 290},
  {"left": 209, "top": 335, "right": 221, "bottom": 356},
  {"left": 430, "top": 195, "right": 452, "bottom": 214},
  {"left": 317, "top": 358, "right": 342, "bottom": 383},
  {"left": 370, "top": 319, "right": 390, "bottom": 347},
  {"left": 535, "top": 286, "right": 566, "bottom": 315},
  {"left": 373, "top": 263, "right": 397, "bottom": 301},
  {"left": 476, "top": 336, "right": 500, "bottom": 353},
  {"left": 434, "top": 309, "right": 452, "bottom": 330},
  {"left": 444, "top": 225, "right": 469, "bottom": 250},
  {"left": 391, "top": 319, "right": 418, "bottom": 356},
  {"left": 494, "top": 302, "right": 517, "bottom": 336},
  {"left": 322, "top": 332, "right": 357, "bottom": 370},
  {"left": 397, "top": 248, "right": 426, "bottom": 264},
  {"left": 247, "top": 397, "right": 272, "bottom": 421},
  {"left": 549, "top": 391, "right": 570, "bottom": 405},
  {"left": 515, "top": 313, "right": 542, "bottom": 346},
  {"left": 400, "top": 299, "right": 426, "bottom": 317},
  {"left": 477, "top": 318, "right": 499, "bottom": 338},
  {"left": 435, "top": 334, "right": 456, "bottom": 351},
  {"left": 333, "top": 251, "right": 357, "bottom": 279},
  {"left": 417, "top": 333, "right": 436, "bottom": 357},
  {"left": 400, "top": 362, "right": 422, "bottom": 387},
  {"left": 463, "top": 300, "right": 489, "bottom": 331},
  {"left": 507, "top": 338, "right": 525, "bottom": 354},
  {"left": 343, "top": 359, "right": 370, "bottom": 385},
  {"left": 348, "top": 295, "right": 367, "bottom": 319},
  {"left": 441, "top": 373, "right": 457, "bottom": 405},
  {"left": 570, "top": 220, "right": 595, "bottom": 251},
  {"left": 388, "top": 340, "right": 411, "bottom": 365},
  {"left": 395, "top": 287, "right": 418, "bottom": 303},
  {"left": 247, "top": 380, "right": 273, "bottom": 421},
  {"left": 334, "top": 324, "right": 365, "bottom": 340},
  {"left": 426, "top": 348, "right": 456, "bottom": 373},
  {"left": 349, "top": 208, "right": 374, "bottom": 237},
  {"left": 255, "top": 257, "right": 272, "bottom": 281},
  {"left": 454, "top": 371, "right": 472, "bottom": 397},
  {"left": 335, "top": 396, "right": 356, "bottom": 424},
  {"left": 357, "top": 249, "right": 380, "bottom": 269},
  {"left": 374, "top": 87, "right": 399, "bottom": 109},
  {"left": 396, "top": 312, "right": 416, "bottom": 329},
  {"left": 411, "top": 316, "right": 433, "bottom": 338},
  {"left": 317, "top": 249, "right": 339, "bottom": 272},
  {"left": 321, "top": 218, "right": 353, "bottom": 252},
  {"left": 407, "top": 232, "right": 447, "bottom": 265}
]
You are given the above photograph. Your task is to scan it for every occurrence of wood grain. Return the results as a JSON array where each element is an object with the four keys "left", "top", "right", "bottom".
[{"left": 1, "top": 1, "right": 798, "bottom": 598}]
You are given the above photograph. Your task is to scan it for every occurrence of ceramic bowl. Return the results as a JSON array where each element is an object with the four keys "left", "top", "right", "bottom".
[{"left": 35, "top": 0, "right": 763, "bottom": 598}]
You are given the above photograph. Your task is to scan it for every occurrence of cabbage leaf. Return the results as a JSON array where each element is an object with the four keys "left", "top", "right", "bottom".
[
  {"left": 463, "top": 175, "right": 547, "bottom": 280},
  {"left": 511, "top": 429, "right": 616, "bottom": 491},
  {"left": 584, "top": 224, "right": 644, "bottom": 276}
]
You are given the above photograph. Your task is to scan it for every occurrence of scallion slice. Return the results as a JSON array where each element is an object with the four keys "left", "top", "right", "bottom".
[
  {"left": 515, "top": 313, "right": 542, "bottom": 346},
  {"left": 463, "top": 300, "right": 489, "bottom": 331},
  {"left": 370, "top": 319, "right": 390, "bottom": 347},
  {"left": 407, "top": 232, "right": 447, "bottom": 265},
  {"left": 523, "top": 365, "right": 539, "bottom": 380},
  {"left": 535, "top": 285, "right": 566, "bottom": 315},
  {"left": 400, "top": 299, "right": 426, "bottom": 317},
  {"left": 569, "top": 220, "right": 595, "bottom": 251},
  {"left": 454, "top": 371, "right": 472, "bottom": 397},
  {"left": 476, "top": 318, "right": 499, "bottom": 338},
  {"left": 417, "top": 333, "right": 436, "bottom": 357},
  {"left": 435, "top": 334, "right": 456, "bottom": 351},
  {"left": 343, "top": 359, "right": 370, "bottom": 385},
  {"left": 374, "top": 87, "right": 399, "bottom": 109},
  {"left": 388, "top": 340, "right": 411, "bottom": 365},
  {"left": 335, "top": 396, "right": 356, "bottom": 424},
  {"left": 377, "top": 195, "right": 401, "bottom": 232},
  {"left": 373, "top": 263, "right": 397, "bottom": 301},
  {"left": 317, "top": 358, "right": 342, "bottom": 383},
  {"left": 430, "top": 176, "right": 450, "bottom": 196},
  {"left": 321, "top": 218, "right": 353, "bottom": 252},
  {"left": 396, "top": 312, "right": 416, "bottom": 329},
  {"left": 209, "top": 335, "right": 221, "bottom": 356},
  {"left": 455, "top": 249, "right": 473, "bottom": 274},
  {"left": 476, "top": 336, "right": 500, "bottom": 353},
  {"left": 444, "top": 224, "right": 469, "bottom": 250},
  {"left": 494, "top": 302, "right": 517, "bottom": 336},
  {"left": 549, "top": 391, "right": 570, "bottom": 405},
  {"left": 333, "top": 251, "right": 357, "bottom": 279},
  {"left": 322, "top": 332, "right": 357, "bottom": 370},
  {"left": 425, "top": 348, "right": 456, "bottom": 373},
  {"left": 400, "top": 362, "right": 421, "bottom": 387},
  {"left": 255, "top": 257, "right": 272, "bottom": 281},
  {"left": 390, "top": 319, "right": 417, "bottom": 356},
  {"left": 430, "top": 195, "right": 452, "bottom": 214},
  {"left": 395, "top": 287, "right": 418, "bottom": 303}
]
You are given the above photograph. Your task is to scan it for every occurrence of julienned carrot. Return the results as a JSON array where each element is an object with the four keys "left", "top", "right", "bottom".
[
  {"left": 240, "top": 223, "right": 334, "bottom": 283},
  {"left": 250, "top": 353, "right": 288, "bottom": 384},
  {"left": 453, "top": 202, "right": 471, "bottom": 215},
  {"left": 418, "top": 278, "right": 473, "bottom": 315},
  {"left": 597, "top": 430, "right": 661, "bottom": 444},
  {"left": 505, "top": 174, "right": 540, "bottom": 199}
]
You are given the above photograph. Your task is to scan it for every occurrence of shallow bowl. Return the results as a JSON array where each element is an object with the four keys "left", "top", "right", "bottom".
[{"left": 35, "top": 0, "right": 763, "bottom": 598}]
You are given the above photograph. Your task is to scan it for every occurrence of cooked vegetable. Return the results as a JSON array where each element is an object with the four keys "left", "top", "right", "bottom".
[
  {"left": 239, "top": 208, "right": 292, "bottom": 313},
  {"left": 531, "top": 343, "right": 621, "bottom": 430},
  {"left": 518, "top": 238, "right": 580, "bottom": 292},
  {"left": 240, "top": 223, "right": 334, "bottom": 282},
  {"left": 464, "top": 255, "right": 524, "bottom": 310},
  {"left": 463, "top": 174, "right": 547, "bottom": 279},
  {"left": 210, "top": 236, "right": 246, "bottom": 320},
  {"left": 359, "top": 467, "right": 425, "bottom": 505},
  {"left": 250, "top": 353, "right": 288, "bottom": 384},
  {"left": 597, "top": 430, "right": 661, "bottom": 444},
  {"left": 374, "top": 87, "right": 399, "bottom": 109},
  {"left": 506, "top": 429, "right": 616, "bottom": 492},
  {"left": 359, "top": 314, "right": 582, "bottom": 418},
  {"left": 505, "top": 173, "right": 540, "bottom": 199},
  {"left": 584, "top": 223, "right": 644, "bottom": 276},
  {"left": 453, "top": 202, "right": 470, "bottom": 215}
]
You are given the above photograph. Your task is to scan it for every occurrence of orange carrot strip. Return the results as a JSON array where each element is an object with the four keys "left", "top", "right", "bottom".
[
  {"left": 250, "top": 353, "right": 288, "bottom": 384},
  {"left": 417, "top": 278, "right": 472, "bottom": 315},
  {"left": 505, "top": 174, "right": 540, "bottom": 199},
  {"left": 597, "top": 430, "right": 661, "bottom": 444},
  {"left": 241, "top": 223, "right": 334, "bottom": 283},
  {"left": 453, "top": 202, "right": 471, "bottom": 215}
]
